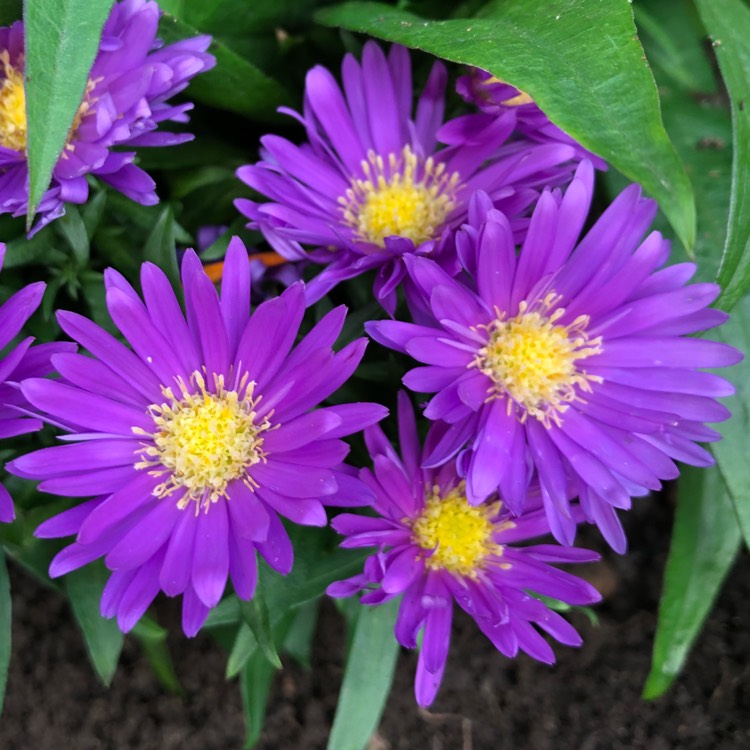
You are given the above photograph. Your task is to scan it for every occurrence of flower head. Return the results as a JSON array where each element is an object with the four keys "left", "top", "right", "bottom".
[
  {"left": 0, "top": 243, "right": 74, "bottom": 522},
  {"left": 327, "top": 393, "right": 600, "bottom": 707},
  {"left": 9, "top": 238, "right": 386, "bottom": 635},
  {"left": 236, "top": 42, "right": 580, "bottom": 313},
  {"left": 368, "top": 162, "right": 742, "bottom": 550},
  {"left": 0, "top": 1, "right": 215, "bottom": 233},
  {"left": 456, "top": 68, "right": 607, "bottom": 169}
]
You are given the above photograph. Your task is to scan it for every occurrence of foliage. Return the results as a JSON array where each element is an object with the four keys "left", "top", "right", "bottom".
[{"left": 0, "top": 0, "right": 747, "bottom": 747}]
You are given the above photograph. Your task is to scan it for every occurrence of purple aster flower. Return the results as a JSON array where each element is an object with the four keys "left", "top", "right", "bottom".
[
  {"left": 0, "top": 243, "right": 75, "bottom": 522},
  {"left": 7, "top": 238, "right": 386, "bottom": 635},
  {"left": 367, "top": 161, "right": 742, "bottom": 551},
  {"left": 0, "top": 1, "right": 215, "bottom": 233},
  {"left": 327, "top": 393, "right": 600, "bottom": 707},
  {"left": 456, "top": 68, "right": 607, "bottom": 169},
  {"left": 236, "top": 42, "right": 580, "bottom": 313}
]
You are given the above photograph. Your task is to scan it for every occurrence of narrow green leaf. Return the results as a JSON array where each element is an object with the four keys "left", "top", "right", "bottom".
[
  {"left": 143, "top": 206, "right": 181, "bottom": 297},
  {"left": 226, "top": 623, "right": 258, "bottom": 679},
  {"left": 695, "top": 0, "right": 750, "bottom": 309},
  {"left": 0, "top": 547, "right": 11, "bottom": 713},
  {"left": 204, "top": 594, "right": 241, "bottom": 629},
  {"left": 65, "top": 561, "right": 123, "bottom": 686},
  {"left": 240, "top": 647, "right": 276, "bottom": 749},
  {"left": 316, "top": 0, "right": 696, "bottom": 250},
  {"left": 82, "top": 190, "right": 107, "bottom": 240},
  {"left": 24, "top": 0, "right": 114, "bottom": 226},
  {"left": 710, "top": 294, "right": 750, "bottom": 546},
  {"left": 328, "top": 599, "right": 400, "bottom": 750},
  {"left": 131, "top": 617, "right": 184, "bottom": 695},
  {"left": 644, "top": 465, "right": 741, "bottom": 699},
  {"left": 282, "top": 601, "right": 319, "bottom": 669},
  {"left": 241, "top": 595, "right": 281, "bottom": 669},
  {"left": 158, "top": 13, "right": 289, "bottom": 122},
  {"left": 56, "top": 205, "right": 90, "bottom": 266}
]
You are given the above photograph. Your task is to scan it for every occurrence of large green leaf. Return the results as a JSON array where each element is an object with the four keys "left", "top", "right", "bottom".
[
  {"left": 710, "top": 294, "right": 750, "bottom": 547},
  {"left": 643, "top": 465, "right": 741, "bottom": 699},
  {"left": 0, "top": 547, "right": 11, "bottom": 713},
  {"left": 24, "top": 0, "right": 114, "bottom": 227},
  {"left": 605, "top": 1, "right": 730, "bottom": 282},
  {"left": 327, "top": 599, "right": 400, "bottom": 750},
  {"left": 316, "top": 0, "right": 696, "bottom": 251},
  {"left": 695, "top": 0, "right": 750, "bottom": 310},
  {"left": 65, "top": 561, "right": 123, "bottom": 686},
  {"left": 158, "top": 13, "right": 289, "bottom": 122}
]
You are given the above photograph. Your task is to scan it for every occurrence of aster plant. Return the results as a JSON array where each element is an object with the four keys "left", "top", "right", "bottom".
[
  {"left": 236, "top": 41, "right": 586, "bottom": 312},
  {"left": 0, "top": 0, "right": 748, "bottom": 747},
  {"left": 0, "top": 0, "right": 215, "bottom": 233},
  {"left": 7, "top": 239, "right": 386, "bottom": 634},
  {"left": 368, "top": 161, "right": 741, "bottom": 550},
  {"left": 328, "top": 393, "right": 601, "bottom": 706}
]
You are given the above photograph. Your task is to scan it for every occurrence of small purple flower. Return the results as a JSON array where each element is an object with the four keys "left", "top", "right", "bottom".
[
  {"left": 456, "top": 68, "right": 607, "bottom": 169},
  {"left": 0, "top": 243, "right": 74, "bottom": 522},
  {"left": 328, "top": 393, "right": 600, "bottom": 707},
  {"left": 0, "top": 1, "right": 215, "bottom": 233},
  {"left": 8, "top": 238, "right": 386, "bottom": 635},
  {"left": 368, "top": 161, "right": 742, "bottom": 551},
  {"left": 236, "top": 42, "right": 580, "bottom": 313}
]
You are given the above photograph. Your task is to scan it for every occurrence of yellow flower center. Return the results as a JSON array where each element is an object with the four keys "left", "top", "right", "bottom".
[
  {"left": 474, "top": 295, "right": 603, "bottom": 427},
  {"left": 134, "top": 371, "right": 272, "bottom": 512},
  {"left": 339, "top": 145, "right": 461, "bottom": 249},
  {"left": 0, "top": 52, "right": 27, "bottom": 152},
  {"left": 412, "top": 483, "right": 499, "bottom": 577},
  {"left": 0, "top": 50, "right": 97, "bottom": 154}
]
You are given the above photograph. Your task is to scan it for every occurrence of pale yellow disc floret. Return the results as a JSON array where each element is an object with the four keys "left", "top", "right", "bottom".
[
  {"left": 0, "top": 51, "right": 27, "bottom": 152},
  {"left": 339, "top": 145, "right": 461, "bottom": 248},
  {"left": 0, "top": 50, "right": 97, "bottom": 154},
  {"left": 134, "top": 371, "right": 272, "bottom": 513},
  {"left": 473, "top": 294, "right": 603, "bottom": 427},
  {"left": 412, "top": 483, "right": 501, "bottom": 577}
]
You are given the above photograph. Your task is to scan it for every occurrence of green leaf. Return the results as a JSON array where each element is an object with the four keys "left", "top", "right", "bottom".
[
  {"left": 24, "top": 0, "right": 114, "bottom": 226},
  {"left": 316, "top": 0, "right": 696, "bottom": 251},
  {"left": 226, "top": 623, "right": 258, "bottom": 679},
  {"left": 143, "top": 206, "right": 181, "bottom": 297},
  {"left": 282, "top": 600, "right": 319, "bottom": 669},
  {"left": 158, "top": 13, "right": 289, "bottom": 122},
  {"left": 710, "top": 294, "right": 750, "bottom": 547},
  {"left": 240, "top": 646, "right": 277, "bottom": 749},
  {"left": 131, "top": 616, "right": 184, "bottom": 695},
  {"left": 65, "top": 561, "right": 123, "bottom": 686},
  {"left": 82, "top": 190, "right": 107, "bottom": 240},
  {"left": 695, "top": 0, "right": 750, "bottom": 309},
  {"left": 56, "top": 205, "right": 90, "bottom": 266},
  {"left": 241, "top": 594, "right": 281, "bottom": 669},
  {"left": 327, "top": 599, "right": 400, "bottom": 750},
  {"left": 643, "top": 465, "right": 741, "bottom": 699},
  {"left": 0, "top": 547, "right": 11, "bottom": 713}
]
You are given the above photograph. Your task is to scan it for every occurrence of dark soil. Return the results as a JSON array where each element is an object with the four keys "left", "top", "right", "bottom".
[{"left": 1, "top": 496, "right": 748, "bottom": 750}]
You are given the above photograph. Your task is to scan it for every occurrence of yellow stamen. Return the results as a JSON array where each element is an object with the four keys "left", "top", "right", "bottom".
[
  {"left": 412, "top": 482, "right": 501, "bottom": 577},
  {"left": 473, "top": 294, "right": 603, "bottom": 427},
  {"left": 0, "top": 51, "right": 27, "bottom": 152},
  {"left": 339, "top": 145, "right": 461, "bottom": 248},
  {"left": 134, "top": 371, "right": 272, "bottom": 512},
  {"left": 0, "top": 50, "right": 97, "bottom": 154}
]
